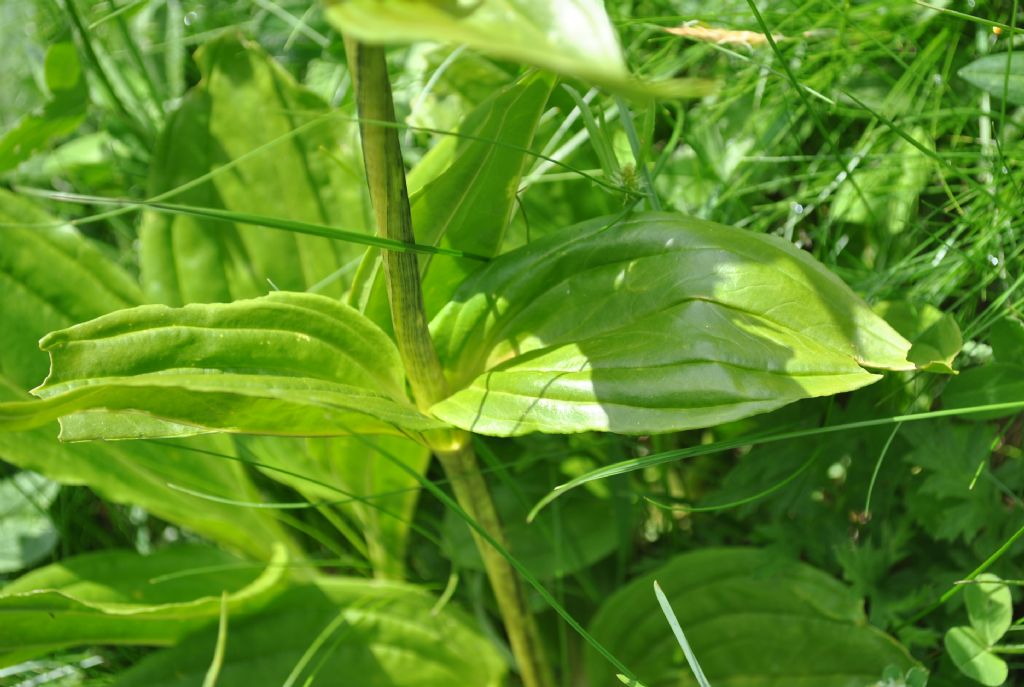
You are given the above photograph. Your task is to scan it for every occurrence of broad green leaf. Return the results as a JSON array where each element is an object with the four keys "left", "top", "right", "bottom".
[
  {"left": 430, "top": 213, "right": 913, "bottom": 436},
  {"left": 140, "top": 33, "right": 370, "bottom": 306},
  {"left": 965, "top": 574, "right": 1013, "bottom": 646},
  {"left": 0, "top": 545, "right": 287, "bottom": 668},
  {"left": 944, "top": 626, "right": 1008, "bottom": 687},
  {"left": 245, "top": 435, "right": 430, "bottom": 579},
  {"left": 876, "top": 301, "right": 961, "bottom": 374},
  {"left": 112, "top": 576, "right": 506, "bottom": 687},
  {"left": 323, "top": 0, "right": 714, "bottom": 99},
  {"left": 0, "top": 189, "right": 142, "bottom": 389},
  {"left": 942, "top": 363, "right": 1024, "bottom": 421},
  {"left": 3, "top": 292, "right": 440, "bottom": 438},
  {"left": 0, "top": 43, "right": 88, "bottom": 173},
  {"left": 0, "top": 192, "right": 289, "bottom": 559},
  {"left": 585, "top": 548, "right": 916, "bottom": 687},
  {"left": 0, "top": 472, "right": 60, "bottom": 574},
  {"left": 959, "top": 52, "right": 1024, "bottom": 106}
]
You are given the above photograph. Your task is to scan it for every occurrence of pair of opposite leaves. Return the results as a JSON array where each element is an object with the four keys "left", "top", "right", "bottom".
[{"left": 11, "top": 212, "right": 917, "bottom": 442}]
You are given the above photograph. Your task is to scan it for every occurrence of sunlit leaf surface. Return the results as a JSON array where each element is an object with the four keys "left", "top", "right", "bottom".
[
  {"left": 4, "top": 292, "right": 440, "bottom": 439},
  {"left": 0, "top": 192, "right": 292, "bottom": 558},
  {"left": 140, "top": 34, "right": 370, "bottom": 306},
  {"left": 324, "top": 0, "right": 713, "bottom": 98},
  {"left": 431, "top": 213, "right": 912, "bottom": 436}
]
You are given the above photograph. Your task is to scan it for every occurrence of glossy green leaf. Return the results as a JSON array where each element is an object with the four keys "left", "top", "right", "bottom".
[
  {"left": 966, "top": 574, "right": 1012, "bottom": 646},
  {"left": 0, "top": 545, "right": 287, "bottom": 668},
  {"left": 944, "top": 626, "right": 1008, "bottom": 686},
  {"left": 140, "top": 33, "right": 370, "bottom": 306},
  {"left": 942, "top": 363, "right": 1024, "bottom": 421},
  {"left": 245, "top": 435, "right": 431, "bottom": 579},
  {"left": 430, "top": 213, "right": 913, "bottom": 436},
  {"left": 323, "top": 0, "right": 714, "bottom": 99},
  {"left": 112, "top": 576, "right": 506, "bottom": 687},
  {"left": 0, "top": 43, "right": 88, "bottom": 173},
  {"left": 876, "top": 301, "right": 961, "bottom": 374},
  {"left": 0, "top": 472, "right": 60, "bottom": 574},
  {"left": 0, "top": 192, "right": 289, "bottom": 559},
  {"left": 2, "top": 292, "right": 440, "bottom": 438},
  {"left": 585, "top": 548, "right": 916, "bottom": 687},
  {"left": 959, "top": 52, "right": 1024, "bottom": 106}
]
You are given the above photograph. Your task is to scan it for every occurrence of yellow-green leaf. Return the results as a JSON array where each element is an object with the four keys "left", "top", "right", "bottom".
[
  {"left": 323, "top": 0, "right": 714, "bottom": 99},
  {"left": 430, "top": 213, "right": 913, "bottom": 436}
]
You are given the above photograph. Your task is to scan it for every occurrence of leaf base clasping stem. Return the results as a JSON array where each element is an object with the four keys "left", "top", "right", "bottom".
[{"left": 344, "top": 38, "right": 555, "bottom": 687}]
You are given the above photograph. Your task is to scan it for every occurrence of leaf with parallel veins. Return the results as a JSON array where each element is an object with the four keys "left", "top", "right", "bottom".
[{"left": 429, "top": 213, "right": 913, "bottom": 436}]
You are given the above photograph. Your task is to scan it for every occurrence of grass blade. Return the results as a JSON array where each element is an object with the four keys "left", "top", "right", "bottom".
[
  {"left": 202, "top": 592, "right": 229, "bottom": 687},
  {"left": 654, "top": 581, "right": 712, "bottom": 687},
  {"left": 13, "top": 188, "right": 489, "bottom": 261},
  {"left": 529, "top": 400, "right": 1024, "bottom": 520}
]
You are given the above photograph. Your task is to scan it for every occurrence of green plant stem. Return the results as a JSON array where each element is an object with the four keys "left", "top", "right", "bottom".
[
  {"left": 343, "top": 39, "right": 448, "bottom": 411},
  {"left": 343, "top": 38, "right": 555, "bottom": 687},
  {"left": 437, "top": 434, "right": 556, "bottom": 687}
]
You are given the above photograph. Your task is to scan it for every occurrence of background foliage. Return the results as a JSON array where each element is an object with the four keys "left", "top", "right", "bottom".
[{"left": 0, "top": 0, "right": 1021, "bottom": 686}]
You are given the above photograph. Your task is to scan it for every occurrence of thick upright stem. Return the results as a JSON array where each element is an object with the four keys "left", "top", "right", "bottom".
[
  {"left": 437, "top": 434, "right": 555, "bottom": 687},
  {"left": 343, "top": 39, "right": 447, "bottom": 411},
  {"left": 344, "top": 39, "right": 554, "bottom": 687}
]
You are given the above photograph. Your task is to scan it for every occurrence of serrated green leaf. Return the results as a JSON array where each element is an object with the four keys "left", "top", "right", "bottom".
[
  {"left": 943, "top": 363, "right": 1024, "bottom": 421},
  {"left": 959, "top": 52, "right": 1024, "bottom": 106},
  {"left": 429, "top": 213, "right": 912, "bottom": 436},
  {"left": 876, "top": 301, "right": 961, "bottom": 374},
  {"left": 944, "top": 626, "right": 1008, "bottom": 686},
  {"left": 902, "top": 422, "right": 1000, "bottom": 543},
  {"left": 585, "top": 548, "right": 917, "bottom": 686},
  {"left": 111, "top": 576, "right": 505, "bottom": 687},
  {"left": 966, "top": 574, "right": 1013, "bottom": 646},
  {"left": 140, "top": 33, "right": 371, "bottom": 306},
  {"left": 1, "top": 292, "right": 440, "bottom": 438},
  {"left": 0, "top": 545, "right": 287, "bottom": 668},
  {"left": 323, "top": 0, "right": 714, "bottom": 99}
]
